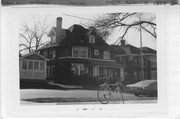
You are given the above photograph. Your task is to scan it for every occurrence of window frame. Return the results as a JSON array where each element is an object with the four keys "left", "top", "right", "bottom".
[
  {"left": 89, "top": 35, "right": 95, "bottom": 43},
  {"left": 103, "top": 50, "right": 110, "bottom": 60},
  {"left": 34, "top": 61, "right": 39, "bottom": 70},
  {"left": 22, "top": 60, "right": 28, "bottom": 70},
  {"left": 43, "top": 50, "right": 48, "bottom": 58},
  {"left": 28, "top": 61, "right": 33, "bottom": 70},
  {"left": 21, "top": 60, "right": 45, "bottom": 72},
  {"left": 72, "top": 46, "right": 88, "bottom": 58},
  {"left": 51, "top": 35, "right": 56, "bottom": 43}
]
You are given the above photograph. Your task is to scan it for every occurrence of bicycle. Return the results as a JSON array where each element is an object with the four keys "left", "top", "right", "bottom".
[{"left": 97, "top": 81, "right": 124, "bottom": 104}]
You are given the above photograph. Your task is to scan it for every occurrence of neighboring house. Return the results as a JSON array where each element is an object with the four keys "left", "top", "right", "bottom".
[
  {"left": 113, "top": 40, "right": 157, "bottom": 84},
  {"left": 19, "top": 52, "right": 48, "bottom": 80},
  {"left": 37, "top": 17, "right": 124, "bottom": 84}
]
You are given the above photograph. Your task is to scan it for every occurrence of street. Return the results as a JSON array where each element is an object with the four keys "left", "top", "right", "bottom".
[{"left": 20, "top": 89, "right": 157, "bottom": 105}]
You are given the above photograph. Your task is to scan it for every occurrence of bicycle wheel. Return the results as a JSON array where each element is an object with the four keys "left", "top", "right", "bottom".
[
  {"left": 112, "top": 87, "right": 124, "bottom": 104},
  {"left": 97, "top": 86, "right": 111, "bottom": 104}
]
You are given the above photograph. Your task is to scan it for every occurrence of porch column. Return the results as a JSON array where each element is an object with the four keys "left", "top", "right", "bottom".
[
  {"left": 120, "top": 67, "right": 124, "bottom": 81},
  {"left": 93, "top": 65, "right": 99, "bottom": 77}
]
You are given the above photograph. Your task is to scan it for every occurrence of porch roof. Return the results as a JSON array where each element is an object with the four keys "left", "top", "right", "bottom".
[
  {"left": 59, "top": 57, "right": 123, "bottom": 68},
  {"left": 87, "top": 60, "right": 123, "bottom": 68}
]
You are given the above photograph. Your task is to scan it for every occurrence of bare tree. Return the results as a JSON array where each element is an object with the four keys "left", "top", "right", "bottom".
[
  {"left": 86, "top": 13, "right": 156, "bottom": 44},
  {"left": 19, "top": 16, "right": 52, "bottom": 54}
]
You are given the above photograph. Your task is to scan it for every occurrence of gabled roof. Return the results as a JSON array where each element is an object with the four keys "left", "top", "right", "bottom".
[
  {"left": 20, "top": 52, "right": 49, "bottom": 61},
  {"left": 48, "top": 27, "right": 57, "bottom": 37},
  {"left": 41, "top": 23, "right": 112, "bottom": 51},
  {"left": 37, "top": 42, "right": 59, "bottom": 50},
  {"left": 138, "top": 47, "right": 156, "bottom": 54},
  {"left": 111, "top": 44, "right": 156, "bottom": 55}
]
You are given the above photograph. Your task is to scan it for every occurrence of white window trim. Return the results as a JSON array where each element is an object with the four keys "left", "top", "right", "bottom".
[
  {"left": 34, "top": 61, "right": 39, "bottom": 70},
  {"left": 21, "top": 60, "right": 45, "bottom": 72},
  {"left": 89, "top": 35, "right": 95, "bottom": 43},
  {"left": 72, "top": 46, "right": 88, "bottom": 58},
  {"left": 103, "top": 50, "right": 110, "bottom": 60}
]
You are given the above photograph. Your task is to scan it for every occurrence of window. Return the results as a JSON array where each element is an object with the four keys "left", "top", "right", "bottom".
[
  {"left": 43, "top": 50, "right": 48, "bottom": 58},
  {"left": 40, "top": 62, "right": 45, "bottom": 71},
  {"left": 51, "top": 35, "right": 56, "bottom": 43},
  {"left": 22, "top": 60, "right": 27, "bottom": 70},
  {"left": 73, "top": 47, "right": 78, "bottom": 57},
  {"left": 79, "top": 47, "right": 88, "bottom": 57},
  {"left": 144, "top": 59, "right": 147, "bottom": 67},
  {"left": 52, "top": 50, "right": 56, "bottom": 58},
  {"left": 103, "top": 50, "right": 110, "bottom": 60},
  {"left": 36, "top": 51, "right": 40, "bottom": 54},
  {"left": 94, "top": 49, "right": 99, "bottom": 55},
  {"left": 89, "top": 35, "right": 95, "bottom": 43},
  {"left": 72, "top": 47, "right": 88, "bottom": 58},
  {"left": 28, "top": 61, "right": 33, "bottom": 70},
  {"left": 151, "top": 71, "right": 157, "bottom": 79},
  {"left": 50, "top": 50, "right": 56, "bottom": 58},
  {"left": 34, "top": 61, "right": 39, "bottom": 70},
  {"left": 151, "top": 60, "right": 156, "bottom": 67}
]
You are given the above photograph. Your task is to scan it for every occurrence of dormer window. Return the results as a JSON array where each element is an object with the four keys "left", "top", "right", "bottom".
[
  {"left": 89, "top": 35, "right": 95, "bottom": 43},
  {"left": 51, "top": 35, "right": 56, "bottom": 44}
]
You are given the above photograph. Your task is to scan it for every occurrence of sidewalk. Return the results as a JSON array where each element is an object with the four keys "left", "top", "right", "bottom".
[
  {"left": 48, "top": 82, "right": 83, "bottom": 89},
  {"left": 21, "top": 99, "right": 157, "bottom": 105}
]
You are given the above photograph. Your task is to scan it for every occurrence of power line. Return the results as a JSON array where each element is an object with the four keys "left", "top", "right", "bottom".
[{"left": 63, "top": 13, "right": 97, "bottom": 22}]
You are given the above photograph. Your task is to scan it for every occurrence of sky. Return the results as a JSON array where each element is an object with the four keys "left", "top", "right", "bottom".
[{"left": 19, "top": 13, "right": 156, "bottom": 51}]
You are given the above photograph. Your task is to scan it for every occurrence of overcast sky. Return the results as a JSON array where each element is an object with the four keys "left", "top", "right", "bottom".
[{"left": 20, "top": 13, "right": 156, "bottom": 50}]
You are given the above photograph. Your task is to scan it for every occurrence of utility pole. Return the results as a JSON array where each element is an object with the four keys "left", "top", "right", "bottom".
[{"left": 140, "top": 26, "right": 144, "bottom": 80}]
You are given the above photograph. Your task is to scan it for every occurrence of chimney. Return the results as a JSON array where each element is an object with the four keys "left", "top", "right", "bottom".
[
  {"left": 56, "top": 17, "right": 62, "bottom": 31},
  {"left": 121, "top": 39, "right": 126, "bottom": 47}
]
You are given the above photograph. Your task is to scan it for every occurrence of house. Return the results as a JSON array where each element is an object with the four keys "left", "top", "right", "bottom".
[
  {"left": 37, "top": 17, "right": 124, "bottom": 85},
  {"left": 113, "top": 40, "right": 157, "bottom": 84},
  {"left": 19, "top": 52, "right": 48, "bottom": 80}
]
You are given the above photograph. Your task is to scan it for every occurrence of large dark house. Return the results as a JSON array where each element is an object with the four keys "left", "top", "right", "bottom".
[
  {"left": 37, "top": 17, "right": 124, "bottom": 85},
  {"left": 113, "top": 40, "right": 157, "bottom": 84}
]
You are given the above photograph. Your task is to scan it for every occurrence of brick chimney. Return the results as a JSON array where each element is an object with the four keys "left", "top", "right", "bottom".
[
  {"left": 121, "top": 39, "right": 126, "bottom": 47},
  {"left": 56, "top": 17, "right": 62, "bottom": 31}
]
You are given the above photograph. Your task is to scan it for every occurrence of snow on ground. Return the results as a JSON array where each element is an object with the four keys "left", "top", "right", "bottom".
[
  {"left": 20, "top": 89, "right": 97, "bottom": 99},
  {"left": 20, "top": 89, "right": 157, "bottom": 101}
]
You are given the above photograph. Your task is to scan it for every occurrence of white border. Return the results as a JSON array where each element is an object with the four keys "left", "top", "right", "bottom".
[{"left": 1, "top": 5, "right": 169, "bottom": 118}]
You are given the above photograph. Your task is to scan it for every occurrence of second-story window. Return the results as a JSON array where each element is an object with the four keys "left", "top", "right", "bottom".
[
  {"left": 72, "top": 47, "right": 88, "bottom": 58},
  {"left": 51, "top": 35, "right": 56, "bottom": 43},
  {"left": 151, "top": 60, "right": 156, "bottom": 67},
  {"left": 89, "top": 35, "right": 95, "bottom": 43},
  {"left": 73, "top": 47, "right": 79, "bottom": 57},
  {"left": 43, "top": 50, "right": 48, "bottom": 58},
  {"left": 103, "top": 50, "right": 110, "bottom": 60},
  {"left": 49, "top": 50, "right": 56, "bottom": 58},
  {"left": 94, "top": 49, "right": 99, "bottom": 55}
]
